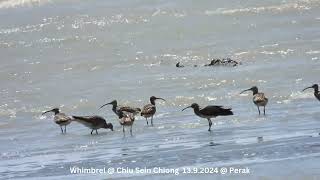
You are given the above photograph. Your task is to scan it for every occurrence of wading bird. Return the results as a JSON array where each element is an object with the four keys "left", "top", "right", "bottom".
[
  {"left": 182, "top": 103, "right": 233, "bottom": 131},
  {"left": 176, "top": 62, "right": 184, "bottom": 68},
  {"left": 118, "top": 110, "right": 135, "bottom": 136},
  {"left": 100, "top": 100, "right": 141, "bottom": 116},
  {"left": 240, "top": 86, "right": 268, "bottom": 115},
  {"left": 141, "top": 96, "right": 165, "bottom": 126},
  {"left": 72, "top": 116, "right": 113, "bottom": 135},
  {"left": 302, "top": 84, "right": 320, "bottom": 101},
  {"left": 42, "top": 108, "right": 72, "bottom": 134}
]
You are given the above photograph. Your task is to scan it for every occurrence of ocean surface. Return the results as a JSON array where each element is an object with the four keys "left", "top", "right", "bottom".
[{"left": 1, "top": 0, "right": 320, "bottom": 179}]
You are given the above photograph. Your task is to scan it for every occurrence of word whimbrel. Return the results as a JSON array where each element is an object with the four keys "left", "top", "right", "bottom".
[
  {"left": 302, "top": 84, "right": 320, "bottom": 101},
  {"left": 182, "top": 103, "right": 233, "bottom": 131},
  {"left": 100, "top": 100, "right": 141, "bottom": 116},
  {"left": 240, "top": 86, "right": 268, "bottom": 115},
  {"left": 118, "top": 110, "right": 135, "bottom": 136},
  {"left": 42, "top": 108, "right": 72, "bottom": 134},
  {"left": 72, "top": 116, "right": 113, "bottom": 135},
  {"left": 141, "top": 96, "right": 165, "bottom": 126}
]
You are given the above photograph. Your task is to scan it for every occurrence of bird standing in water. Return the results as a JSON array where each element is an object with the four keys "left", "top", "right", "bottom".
[
  {"left": 72, "top": 116, "right": 113, "bottom": 135},
  {"left": 42, "top": 108, "right": 72, "bottom": 134},
  {"left": 141, "top": 96, "right": 165, "bottom": 126},
  {"left": 182, "top": 103, "right": 233, "bottom": 131},
  {"left": 240, "top": 86, "right": 268, "bottom": 115},
  {"left": 302, "top": 84, "right": 320, "bottom": 101},
  {"left": 118, "top": 110, "right": 135, "bottom": 136},
  {"left": 176, "top": 62, "right": 184, "bottom": 68}
]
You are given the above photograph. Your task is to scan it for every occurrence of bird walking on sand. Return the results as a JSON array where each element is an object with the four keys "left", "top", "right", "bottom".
[
  {"left": 42, "top": 108, "right": 72, "bottom": 134},
  {"left": 141, "top": 96, "right": 165, "bottom": 126},
  {"left": 240, "top": 86, "right": 268, "bottom": 115},
  {"left": 302, "top": 84, "right": 320, "bottom": 101},
  {"left": 118, "top": 110, "right": 135, "bottom": 136},
  {"left": 100, "top": 100, "right": 141, "bottom": 116},
  {"left": 72, "top": 116, "right": 113, "bottom": 135},
  {"left": 182, "top": 103, "right": 233, "bottom": 131}
]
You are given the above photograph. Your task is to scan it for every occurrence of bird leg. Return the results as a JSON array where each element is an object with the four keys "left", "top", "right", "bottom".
[
  {"left": 91, "top": 129, "right": 94, "bottom": 135},
  {"left": 263, "top": 106, "right": 266, "bottom": 115},
  {"left": 151, "top": 116, "right": 154, "bottom": 126},
  {"left": 145, "top": 118, "right": 148, "bottom": 125},
  {"left": 122, "top": 126, "right": 126, "bottom": 137},
  {"left": 64, "top": 125, "right": 67, "bottom": 133},
  {"left": 60, "top": 126, "right": 64, "bottom": 134},
  {"left": 207, "top": 119, "right": 212, "bottom": 131},
  {"left": 130, "top": 125, "right": 133, "bottom": 136},
  {"left": 257, "top": 106, "right": 261, "bottom": 115},
  {"left": 96, "top": 130, "right": 98, "bottom": 135}
]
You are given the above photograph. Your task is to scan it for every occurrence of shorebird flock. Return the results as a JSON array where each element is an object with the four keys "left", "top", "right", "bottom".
[
  {"left": 176, "top": 58, "right": 240, "bottom": 68},
  {"left": 42, "top": 84, "right": 320, "bottom": 135}
]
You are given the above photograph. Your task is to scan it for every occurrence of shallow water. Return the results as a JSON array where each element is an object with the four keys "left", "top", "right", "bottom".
[{"left": 1, "top": 0, "right": 320, "bottom": 179}]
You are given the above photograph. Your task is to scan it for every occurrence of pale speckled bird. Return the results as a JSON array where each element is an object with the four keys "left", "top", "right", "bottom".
[
  {"left": 141, "top": 96, "right": 165, "bottom": 126},
  {"left": 240, "top": 86, "right": 268, "bottom": 115},
  {"left": 302, "top": 84, "right": 320, "bottom": 101},
  {"left": 72, "top": 115, "right": 113, "bottom": 135},
  {"left": 42, "top": 108, "right": 72, "bottom": 134},
  {"left": 118, "top": 110, "right": 135, "bottom": 136}
]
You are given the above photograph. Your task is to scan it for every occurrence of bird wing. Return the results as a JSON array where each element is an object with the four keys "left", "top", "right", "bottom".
[
  {"left": 72, "top": 116, "right": 105, "bottom": 126},
  {"left": 200, "top": 106, "right": 233, "bottom": 116},
  {"left": 119, "top": 106, "right": 140, "bottom": 113},
  {"left": 253, "top": 93, "right": 268, "bottom": 103},
  {"left": 54, "top": 113, "right": 72, "bottom": 123},
  {"left": 141, "top": 104, "right": 156, "bottom": 115}
]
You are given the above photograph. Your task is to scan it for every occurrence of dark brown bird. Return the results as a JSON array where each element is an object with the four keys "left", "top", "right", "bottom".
[
  {"left": 141, "top": 96, "right": 165, "bottom": 126},
  {"left": 302, "top": 84, "right": 320, "bottom": 101},
  {"left": 72, "top": 116, "right": 113, "bottom": 135},
  {"left": 240, "top": 86, "right": 268, "bottom": 115},
  {"left": 100, "top": 100, "right": 141, "bottom": 116},
  {"left": 118, "top": 110, "right": 135, "bottom": 136},
  {"left": 204, "top": 58, "right": 239, "bottom": 67},
  {"left": 182, "top": 103, "right": 233, "bottom": 131},
  {"left": 42, "top": 108, "right": 72, "bottom": 134},
  {"left": 176, "top": 62, "right": 184, "bottom": 68}
]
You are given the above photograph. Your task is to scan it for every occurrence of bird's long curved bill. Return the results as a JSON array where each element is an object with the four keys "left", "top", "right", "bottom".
[
  {"left": 240, "top": 89, "right": 250, "bottom": 94},
  {"left": 302, "top": 87, "right": 312, "bottom": 92},
  {"left": 156, "top": 97, "right": 166, "bottom": 101},
  {"left": 42, "top": 110, "right": 52, "bottom": 115},
  {"left": 99, "top": 102, "right": 111, "bottom": 109},
  {"left": 181, "top": 106, "right": 191, "bottom": 111}
]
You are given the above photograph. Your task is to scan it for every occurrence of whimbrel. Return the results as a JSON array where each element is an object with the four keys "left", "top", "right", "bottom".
[
  {"left": 72, "top": 116, "right": 113, "bottom": 135},
  {"left": 176, "top": 62, "right": 184, "bottom": 68},
  {"left": 240, "top": 86, "right": 268, "bottom": 115},
  {"left": 118, "top": 110, "right": 135, "bottom": 136},
  {"left": 204, "top": 58, "right": 239, "bottom": 67},
  {"left": 100, "top": 100, "right": 141, "bottom": 116},
  {"left": 302, "top": 84, "right": 320, "bottom": 101},
  {"left": 182, "top": 103, "right": 233, "bottom": 131},
  {"left": 141, "top": 96, "right": 165, "bottom": 126},
  {"left": 42, "top": 108, "right": 72, "bottom": 134}
]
